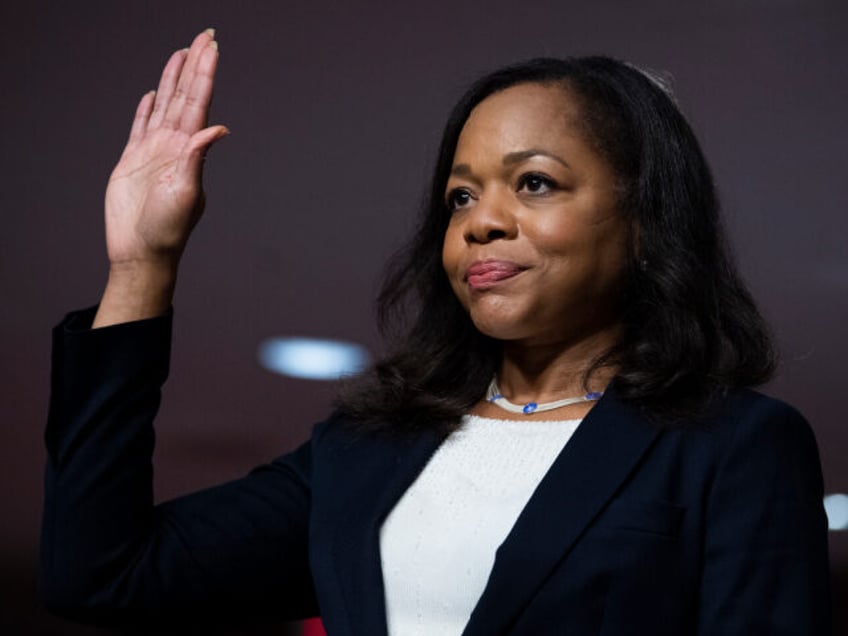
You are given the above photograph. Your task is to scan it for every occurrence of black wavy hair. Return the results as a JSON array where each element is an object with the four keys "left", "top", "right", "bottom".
[{"left": 337, "top": 56, "right": 776, "bottom": 432}]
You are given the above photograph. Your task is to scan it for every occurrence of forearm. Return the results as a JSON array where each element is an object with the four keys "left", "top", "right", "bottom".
[
  {"left": 41, "top": 308, "right": 172, "bottom": 619},
  {"left": 41, "top": 309, "right": 319, "bottom": 625}
]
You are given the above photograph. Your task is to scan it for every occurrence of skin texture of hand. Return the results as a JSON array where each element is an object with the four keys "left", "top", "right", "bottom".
[{"left": 93, "top": 29, "right": 228, "bottom": 328}]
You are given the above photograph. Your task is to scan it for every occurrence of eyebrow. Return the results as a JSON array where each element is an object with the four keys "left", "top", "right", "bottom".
[
  {"left": 450, "top": 148, "right": 570, "bottom": 176},
  {"left": 504, "top": 148, "right": 570, "bottom": 168}
]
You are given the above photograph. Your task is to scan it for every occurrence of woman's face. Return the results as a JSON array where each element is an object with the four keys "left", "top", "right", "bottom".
[{"left": 442, "top": 82, "right": 629, "bottom": 348}]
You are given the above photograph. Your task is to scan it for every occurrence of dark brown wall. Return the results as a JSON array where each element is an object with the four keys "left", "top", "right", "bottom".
[{"left": 2, "top": 1, "right": 845, "bottom": 633}]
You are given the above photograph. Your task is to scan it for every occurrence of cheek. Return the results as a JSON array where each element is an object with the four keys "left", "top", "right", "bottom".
[
  {"left": 528, "top": 221, "right": 579, "bottom": 264},
  {"left": 595, "top": 222, "right": 630, "bottom": 274},
  {"left": 440, "top": 237, "right": 450, "bottom": 273},
  {"left": 441, "top": 224, "right": 462, "bottom": 276},
  {"left": 442, "top": 228, "right": 477, "bottom": 314}
]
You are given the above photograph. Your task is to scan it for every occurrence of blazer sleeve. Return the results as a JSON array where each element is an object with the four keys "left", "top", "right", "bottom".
[
  {"left": 697, "top": 395, "right": 831, "bottom": 635},
  {"left": 40, "top": 308, "right": 319, "bottom": 628}
]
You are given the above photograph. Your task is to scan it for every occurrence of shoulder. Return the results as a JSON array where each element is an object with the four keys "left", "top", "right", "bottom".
[
  {"left": 675, "top": 388, "right": 823, "bottom": 482},
  {"left": 618, "top": 386, "right": 820, "bottom": 453},
  {"left": 694, "top": 388, "right": 825, "bottom": 507},
  {"left": 298, "top": 412, "right": 445, "bottom": 484},
  {"left": 702, "top": 388, "right": 819, "bottom": 459},
  {"left": 710, "top": 387, "right": 806, "bottom": 425},
  {"left": 604, "top": 385, "right": 817, "bottom": 456},
  {"left": 311, "top": 410, "right": 446, "bottom": 451},
  {"left": 605, "top": 387, "right": 825, "bottom": 502}
]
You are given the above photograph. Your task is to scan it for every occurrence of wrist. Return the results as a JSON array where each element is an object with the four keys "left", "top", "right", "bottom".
[{"left": 93, "top": 259, "right": 179, "bottom": 328}]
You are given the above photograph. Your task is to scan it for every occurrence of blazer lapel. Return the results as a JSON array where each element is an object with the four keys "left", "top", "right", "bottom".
[
  {"left": 463, "top": 392, "right": 662, "bottom": 635},
  {"left": 327, "top": 427, "right": 446, "bottom": 636}
]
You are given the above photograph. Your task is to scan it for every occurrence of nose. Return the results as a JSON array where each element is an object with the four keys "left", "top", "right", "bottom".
[{"left": 464, "top": 191, "right": 518, "bottom": 244}]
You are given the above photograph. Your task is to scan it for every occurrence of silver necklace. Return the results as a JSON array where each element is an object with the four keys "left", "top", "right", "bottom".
[{"left": 486, "top": 378, "right": 603, "bottom": 415}]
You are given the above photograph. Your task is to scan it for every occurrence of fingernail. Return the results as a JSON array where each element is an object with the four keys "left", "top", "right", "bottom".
[
  {"left": 204, "top": 28, "right": 216, "bottom": 38},
  {"left": 208, "top": 40, "right": 219, "bottom": 51}
]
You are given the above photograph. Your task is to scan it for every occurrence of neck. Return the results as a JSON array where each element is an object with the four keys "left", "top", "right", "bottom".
[{"left": 497, "top": 325, "right": 619, "bottom": 404}]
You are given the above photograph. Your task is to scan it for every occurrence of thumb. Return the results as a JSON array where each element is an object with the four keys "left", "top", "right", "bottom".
[{"left": 178, "top": 125, "right": 230, "bottom": 182}]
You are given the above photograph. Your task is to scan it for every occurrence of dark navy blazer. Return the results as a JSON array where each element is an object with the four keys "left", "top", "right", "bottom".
[{"left": 41, "top": 308, "right": 831, "bottom": 634}]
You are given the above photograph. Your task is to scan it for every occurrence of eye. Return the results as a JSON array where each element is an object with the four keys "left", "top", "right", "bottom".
[
  {"left": 446, "top": 187, "right": 473, "bottom": 211},
  {"left": 517, "top": 173, "right": 555, "bottom": 194}
]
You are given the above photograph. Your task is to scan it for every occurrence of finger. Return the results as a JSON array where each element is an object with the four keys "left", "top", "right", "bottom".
[
  {"left": 176, "top": 124, "right": 230, "bottom": 183},
  {"left": 162, "top": 29, "right": 215, "bottom": 131},
  {"left": 178, "top": 41, "right": 219, "bottom": 134},
  {"left": 126, "top": 90, "right": 156, "bottom": 145},
  {"left": 147, "top": 49, "right": 188, "bottom": 130}
]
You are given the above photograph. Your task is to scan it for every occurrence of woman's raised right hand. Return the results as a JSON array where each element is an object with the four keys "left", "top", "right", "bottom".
[{"left": 94, "top": 29, "right": 228, "bottom": 328}]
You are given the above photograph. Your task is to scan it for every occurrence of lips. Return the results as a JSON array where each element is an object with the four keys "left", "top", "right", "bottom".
[{"left": 465, "top": 260, "right": 526, "bottom": 290}]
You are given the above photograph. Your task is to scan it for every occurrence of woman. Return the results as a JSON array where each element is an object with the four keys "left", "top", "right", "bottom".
[{"left": 41, "top": 29, "right": 831, "bottom": 634}]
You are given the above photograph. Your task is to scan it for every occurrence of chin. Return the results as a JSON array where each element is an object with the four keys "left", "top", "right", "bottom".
[{"left": 468, "top": 313, "right": 528, "bottom": 342}]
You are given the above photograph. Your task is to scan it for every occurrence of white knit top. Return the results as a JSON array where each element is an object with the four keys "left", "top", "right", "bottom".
[{"left": 379, "top": 414, "right": 582, "bottom": 636}]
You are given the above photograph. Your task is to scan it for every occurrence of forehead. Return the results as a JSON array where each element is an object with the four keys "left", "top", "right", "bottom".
[{"left": 456, "top": 82, "right": 582, "bottom": 154}]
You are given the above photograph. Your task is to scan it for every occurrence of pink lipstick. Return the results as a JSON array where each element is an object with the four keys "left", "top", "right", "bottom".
[{"left": 466, "top": 260, "right": 526, "bottom": 290}]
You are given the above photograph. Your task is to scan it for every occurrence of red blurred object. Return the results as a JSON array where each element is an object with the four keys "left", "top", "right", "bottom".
[{"left": 302, "top": 617, "right": 327, "bottom": 636}]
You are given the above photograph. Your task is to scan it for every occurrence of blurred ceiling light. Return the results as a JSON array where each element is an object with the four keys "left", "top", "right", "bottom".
[
  {"left": 824, "top": 493, "right": 848, "bottom": 531},
  {"left": 258, "top": 337, "right": 371, "bottom": 380}
]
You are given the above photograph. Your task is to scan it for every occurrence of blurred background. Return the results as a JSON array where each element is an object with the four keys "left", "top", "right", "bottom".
[{"left": 1, "top": 0, "right": 845, "bottom": 633}]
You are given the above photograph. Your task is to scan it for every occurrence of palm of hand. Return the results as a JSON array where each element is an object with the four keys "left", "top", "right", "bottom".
[
  {"left": 106, "top": 127, "right": 203, "bottom": 265},
  {"left": 104, "top": 30, "right": 227, "bottom": 268}
]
